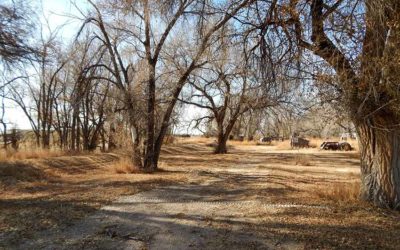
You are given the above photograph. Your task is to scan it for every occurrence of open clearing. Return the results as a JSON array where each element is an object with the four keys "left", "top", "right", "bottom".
[{"left": 1, "top": 138, "right": 400, "bottom": 249}]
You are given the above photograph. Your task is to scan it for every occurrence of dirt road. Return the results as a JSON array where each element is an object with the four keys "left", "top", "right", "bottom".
[{"left": 18, "top": 169, "right": 323, "bottom": 249}]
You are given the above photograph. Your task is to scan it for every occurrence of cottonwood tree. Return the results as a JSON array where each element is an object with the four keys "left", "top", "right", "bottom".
[
  {"left": 180, "top": 30, "right": 290, "bottom": 153},
  {"left": 255, "top": 0, "right": 400, "bottom": 209},
  {"left": 6, "top": 26, "right": 67, "bottom": 148},
  {"left": 0, "top": 0, "right": 38, "bottom": 144},
  {"left": 79, "top": 0, "right": 255, "bottom": 171},
  {"left": 181, "top": 65, "right": 260, "bottom": 153}
]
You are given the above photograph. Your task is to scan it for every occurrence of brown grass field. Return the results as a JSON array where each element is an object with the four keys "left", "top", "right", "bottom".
[{"left": 0, "top": 137, "right": 399, "bottom": 249}]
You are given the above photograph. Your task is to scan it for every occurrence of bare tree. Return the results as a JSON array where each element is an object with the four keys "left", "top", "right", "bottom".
[
  {"left": 0, "top": 0, "right": 38, "bottom": 65},
  {"left": 79, "top": 0, "right": 255, "bottom": 171}
]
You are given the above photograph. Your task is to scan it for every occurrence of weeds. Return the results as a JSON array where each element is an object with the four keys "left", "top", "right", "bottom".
[{"left": 316, "top": 181, "right": 360, "bottom": 203}]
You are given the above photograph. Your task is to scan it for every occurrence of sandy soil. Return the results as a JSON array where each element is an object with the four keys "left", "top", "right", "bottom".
[{"left": 1, "top": 139, "right": 400, "bottom": 249}]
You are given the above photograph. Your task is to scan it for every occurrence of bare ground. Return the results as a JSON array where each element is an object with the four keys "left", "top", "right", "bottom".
[{"left": 1, "top": 139, "right": 400, "bottom": 249}]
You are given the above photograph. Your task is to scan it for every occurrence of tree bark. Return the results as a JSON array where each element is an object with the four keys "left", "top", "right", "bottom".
[
  {"left": 356, "top": 117, "right": 400, "bottom": 209},
  {"left": 143, "top": 64, "right": 156, "bottom": 171},
  {"left": 215, "top": 131, "right": 228, "bottom": 154},
  {"left": 2, "top": 122, "right": 7, "bottom": 149},
  {"left": 130, "top": 126, "right": 143, "bottom": 168},
  {"left": 214, "top": 118, "right": 238, "bottom": 154},
  {"left": 108, "top": 122, "right": 117, "bottom": 150}
]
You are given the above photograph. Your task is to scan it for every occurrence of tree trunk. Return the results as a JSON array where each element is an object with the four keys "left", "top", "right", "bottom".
[
  {"left": 130, "top": 126, "right": 143, "bottom": 169},
  {"left": 35, "top": 132, "right": 40, "bottom": 148},
  {"left": 143, "top": 64, "right": 156, "bottom": 171},
  {"left": 76, "top": 118, "right": 81, "bottom": 151},
  {"left": 215, "top": 131, "right": 229, "bottom": 154},
  {"left": 108, "top": 122, "right": 117, "bottom": 150},
  {"left": 101, "top": 130, "right": 106, "bottom": 152},
  {"left": 215, "top": 120, "right": 229, "bottom": 154},
  {"left": 2, "top": 123, "right": 7, "bottom": 149},
  {"left": 356, "top": 117, "right": 400, "bottom": 210},
  {"left": 41, "top": 127, "right": 50, "bottom": 149},
  {"left": 71, "top": 111, "right": 78, "bottom": 151}
]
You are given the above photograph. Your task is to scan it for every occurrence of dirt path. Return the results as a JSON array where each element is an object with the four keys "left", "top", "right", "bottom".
[{"left": 18, "top": 168, "right": 321, "bottom": 250}]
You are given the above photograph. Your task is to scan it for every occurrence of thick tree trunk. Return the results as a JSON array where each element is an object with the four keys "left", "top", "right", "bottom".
[
  {"left": 108, "top": 122, "right": 117, "bottom": 150},
  {"left": 41, "top": 127, "right": 50, "bottom": 149},
  {"left": 215, "top": 132, "right": 228, "bottom": 154},
  {"left": 35, "top": 132, "right": 40, "bottom": 148},
  {"left": 356, "top": 117, "right": 400, "bottom": 210},
  {"left": 214, "top": 119, "right": 230, "bottom": 154}
]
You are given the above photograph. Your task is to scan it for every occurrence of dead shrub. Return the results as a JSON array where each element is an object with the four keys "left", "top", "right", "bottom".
[
  {"left": 112, "top": 157, "right": 138, "bottom": 174},
  {"left": 316, "top": 181, "right": 360, "bottom": 203}
]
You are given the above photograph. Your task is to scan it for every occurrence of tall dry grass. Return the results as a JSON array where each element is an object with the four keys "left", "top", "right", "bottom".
[
  {"left": 0, "top": 149, "right": 66, "bottom": 162},
  {"left": 111, "top": 157, "right": 139, "bottom": 174},
  {"left": 315, "top": 181, "right": 360, "bottom": 203},
  {"left": 229, "top": 140, "right": 259, "bottom": 146},
  {"left": 274, "top": 140, "right": 292, "bottom": 150}
]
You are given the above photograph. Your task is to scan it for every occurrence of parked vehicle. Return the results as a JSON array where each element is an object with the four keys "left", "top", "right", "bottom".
[
  {"left": 259, "top": 137, "right": 272, "bottom": 144},
  {"left": 320, "top": 141, "right": 352, "bottom": 151},
  {"left": 290, "top": 137, "right": 310, "bottom": 148}
]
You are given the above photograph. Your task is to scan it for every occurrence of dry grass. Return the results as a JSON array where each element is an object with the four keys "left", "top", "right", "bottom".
[
  {"left": 309, "top": 138, "right": 324, "bottom": 148},
  {"left": 177, "top": 136, "right": 211, "bottom": 144},
  {"left": 111, "top": 157, "right": 138, "bottom": 174},
  {"left": 294, "top": 154, "right": 312, "bottom": 166},
  {"left": 163, "top": 135, "right": 176, "bottom": 145},
  {"left": 1, "top": 138, "right": 398, "bottom": 250},
  {"left": 0, "top": 161, "right": 48, "bottom": 183},
  {"left": 315, "top": 180, "right": 361, "bottom": 203},
  {"left": 0, "top": 149, "right": 66, "bottom": 161},
  {"left": 228, "top": 140, "right": 258, "bottom": 146},
  {"left": 0, "top": 152, "right": 186, "bottom": 248},
  {"left": 274, "top": 140, "right": 292, "bottom": 150}
]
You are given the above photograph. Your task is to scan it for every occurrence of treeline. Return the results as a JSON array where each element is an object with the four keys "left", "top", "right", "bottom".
[{"left": 2, "top": 0, "right": 302, "bottom": 164}]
